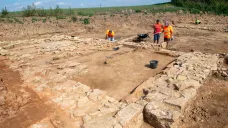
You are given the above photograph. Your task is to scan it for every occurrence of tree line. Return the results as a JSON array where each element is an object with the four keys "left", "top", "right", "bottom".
[{"left": 171, "top": 0, "right": 228, "bottom": 15}]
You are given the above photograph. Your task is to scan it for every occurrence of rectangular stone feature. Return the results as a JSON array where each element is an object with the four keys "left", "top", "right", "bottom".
[{"left": 116, "top": 103, "right": 144, "bottom": 128}]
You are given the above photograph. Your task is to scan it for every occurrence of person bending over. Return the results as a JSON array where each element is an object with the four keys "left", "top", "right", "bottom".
[{"left": 106, "top": 30, "right": 115, "bottom": 41}]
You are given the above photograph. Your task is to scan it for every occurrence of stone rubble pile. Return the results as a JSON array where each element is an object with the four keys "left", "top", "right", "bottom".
[
  {"left": 211, "top": 55, "right": 228, "bottom": 80},
  {"left": 212, "top": 67, "right": 228, "bottom": 81},
  {"left": 117, "top": 36, "right": 151, "bottom": 48},
  {"left": 176, "top": 25, "right": 219, "bottom": 32},
  {"left": 142, "top": 52, "right": 218, "bottom": 128}
]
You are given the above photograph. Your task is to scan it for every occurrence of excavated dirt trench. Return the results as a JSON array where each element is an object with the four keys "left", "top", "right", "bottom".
[
  {"left": 74, "top": 46, "right": 175, "bottom": 100},
  {"left": 0, "top": 34, "right": 227, "bottom": 128},
  {"left": 0, "top": 37, "right": 177, "bottom": 127},
  {"left": 0, "top": 57, "right": 53, "bottom": 128}
]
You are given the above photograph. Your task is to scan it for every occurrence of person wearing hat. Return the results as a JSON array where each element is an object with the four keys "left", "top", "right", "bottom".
[
  {"left": 106, "top": 30, "right": 115, "bottom": 41},
  {"left": 153, "top": 19, "right": 163, "bottom": 44},
  {"left": 163, "top": 21, "right": 173, "bottom": 47}
]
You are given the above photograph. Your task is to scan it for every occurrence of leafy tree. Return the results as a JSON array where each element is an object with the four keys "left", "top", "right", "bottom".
[
  {"left": 37, "top": 8, "right": 47, "bottom": 17},
  {"left": 66, "top": 7, "right": 75, "bottom": 16},
  {"left": 1, "top": 7, "right": 9, "bottom": 17},
  {"left": 22, "top": 4, "right": 37, "bottom": 17},
  {"left": 54, "top": 5, "right": 63, "bottom": 16},
  {"left": 171, "top": 0, "right": 228, "bottom": 15}
]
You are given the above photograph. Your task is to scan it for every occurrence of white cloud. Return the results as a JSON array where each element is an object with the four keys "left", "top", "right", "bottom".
[
  {"left": 57, "top": 2, "right": 66, "bottom": 5},
  {"left": 34, "top": 1, "right": 42, "bottom": 6}
]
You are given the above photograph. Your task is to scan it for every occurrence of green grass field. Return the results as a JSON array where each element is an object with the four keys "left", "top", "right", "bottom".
[
  {"left": 69, "top": 2, "right": 184, "bottom": 14},
  {"left": 1, "top": 2, "right": 186, "bottom": 18}
]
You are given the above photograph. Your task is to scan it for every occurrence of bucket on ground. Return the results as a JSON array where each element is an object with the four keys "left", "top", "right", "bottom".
[
  {"left": 113, "top": 47, "right": 120, "bottom": 51},
  {"left": 150, "top": 60, "right": 159, "bottom": 69}
]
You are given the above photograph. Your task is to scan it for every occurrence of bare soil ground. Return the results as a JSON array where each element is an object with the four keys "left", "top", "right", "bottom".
[
  {"left": 177, "top": 77, "right": 228, "bottom": 128},
  {"left": 170, "top": 28, "right": 228, "bottom": 54},
  {"left": 0, "top": 57, "right": 53, "bottom": 128},
  {"left": 74, "top": 46, "right": 175, "bottom": 100}
]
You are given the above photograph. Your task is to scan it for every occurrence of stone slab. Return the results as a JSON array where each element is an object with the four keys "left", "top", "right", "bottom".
[{"left": 116, "top": 103, "right": 144, "bottom": 128}]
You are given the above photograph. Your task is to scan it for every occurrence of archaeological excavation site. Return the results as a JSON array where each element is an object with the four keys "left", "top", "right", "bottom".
[{"left": 0, "top": 3, "right": 228, "bottom": 128}]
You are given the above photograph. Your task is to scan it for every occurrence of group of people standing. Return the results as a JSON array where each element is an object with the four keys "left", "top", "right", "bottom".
[
  {"left": 153, "top": 19, "right": 173, "bottom": 47},
  {"left": 105, "top": 19, "right": 174, "bottom": 48}
]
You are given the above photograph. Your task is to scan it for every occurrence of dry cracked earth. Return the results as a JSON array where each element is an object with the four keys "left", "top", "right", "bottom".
[{"left": 0, "top": 12, "right": 228, "bottom": 128}]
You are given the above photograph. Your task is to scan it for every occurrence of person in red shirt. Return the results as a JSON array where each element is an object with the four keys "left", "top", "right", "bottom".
[{"left": 153, "top": 20, "right": 163, "bottom": 44}]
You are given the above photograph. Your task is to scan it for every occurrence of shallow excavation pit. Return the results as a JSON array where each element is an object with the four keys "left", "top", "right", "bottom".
[{"left": 74, "top": 45, "right": 176, "bottom": 101}]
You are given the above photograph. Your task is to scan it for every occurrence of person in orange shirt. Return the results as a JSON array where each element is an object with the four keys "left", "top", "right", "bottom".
[
  {"left": 153, "top": 19, "right": 163, "bottom": 44},
  {"left": 106, "top": 30, "right": 115, "bottom": 41},
  {"left": 163, "top": 21, "right": 173, "bottom": 47}
]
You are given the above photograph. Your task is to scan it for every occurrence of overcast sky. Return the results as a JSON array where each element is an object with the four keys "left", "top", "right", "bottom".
[{"left": 0, "top": 0, "right": 171, "bottom": 11}]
